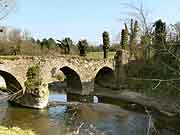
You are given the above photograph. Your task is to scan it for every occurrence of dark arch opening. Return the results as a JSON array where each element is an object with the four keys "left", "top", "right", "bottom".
[
  {"left": 94, "top": 67, "right": 115, "bottom": 90},
  {"left": 0, "top": 70, "right": 22, "bottom": 94},
  {"left": 60, "top": 66, "right": 82, "bottom": 93}
]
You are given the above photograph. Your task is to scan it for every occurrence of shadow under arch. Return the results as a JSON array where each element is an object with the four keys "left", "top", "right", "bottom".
[
  {"left": 60, "top": 66, "right": 82, "bottom": 93},
  {"left": 0, "top": 70, "right": 22, "bottom": 93},
  {"left": 94, "top": 67, "right": 115, "bottom": 90}
]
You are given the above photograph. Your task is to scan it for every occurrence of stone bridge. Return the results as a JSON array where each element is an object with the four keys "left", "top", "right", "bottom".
[
  {"left": 0, "top": 50, "right": 129, "bottom": 108},
  {"left": 0, "top": 56, "right": 114, "bottom": 95}
]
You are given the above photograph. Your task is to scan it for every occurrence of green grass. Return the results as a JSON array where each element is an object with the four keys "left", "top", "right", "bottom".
[
  {"left": 0, "top": 126, "right": 37, "bottom": 135},
  {"left": 86, "top": 52, "right": 116, "bottom": 60},
  {"left": 0, "top": 51, "right": 116, "bottom": 62},
  {"left": 59, "top": 51, "right": 116, "bottom": 60}
]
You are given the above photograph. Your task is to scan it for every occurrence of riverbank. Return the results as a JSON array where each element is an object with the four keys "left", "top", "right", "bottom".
[
  {"left": 93, "top": 89, "right": 180, "bottom": 117},
  {"left": 0, "top": 126, "right": 37, "bottom": 135}
]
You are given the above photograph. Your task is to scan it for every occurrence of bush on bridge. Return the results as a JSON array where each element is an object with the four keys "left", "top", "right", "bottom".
[{"left": 24, "top": 64, "right": 42, "bottom": 88}]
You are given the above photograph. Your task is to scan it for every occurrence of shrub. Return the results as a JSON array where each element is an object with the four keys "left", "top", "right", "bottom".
[{"left": 24, "top": 64, "right": 42, "bottom": 88}]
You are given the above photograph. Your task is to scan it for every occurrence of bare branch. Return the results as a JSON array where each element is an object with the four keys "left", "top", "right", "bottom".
[
  {"left": 0, "top": 0, "right": 16, "bottom": 20},
  {"left": 152, "top": 81, "right": 161, "bottom": 90},
  {"left": 74, "top": 122, "right": 84, "bottom": 134},
  {"left": 120, "top": 0, "right": 152, "bottom": 35}
]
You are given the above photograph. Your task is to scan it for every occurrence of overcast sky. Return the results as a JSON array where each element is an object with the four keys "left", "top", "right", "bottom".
[{"left": 1, "top": 0, "right": 180, "bottom": 44}]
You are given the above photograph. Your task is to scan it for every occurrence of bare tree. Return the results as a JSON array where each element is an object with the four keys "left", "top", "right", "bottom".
[
  {"left": 22, "top": 29, "right": 31, "bottom": 40},
  {"left": 121, "top": 0, "right": 152, "bottom": 35},
  {"left": 0, "top": 0, "right": 16, "bottom": 20},
  {"left": 8, "top": 28, "right": 22, "bottom": 55},
  {"left": 8, "top": 28, "right": 21, "bottom": 41},
  {"left": 170, "top": 22, "right": 180, "bottom": 41},
  {"left": 119, "top": 0, "right": 155, "bottom": 60}
]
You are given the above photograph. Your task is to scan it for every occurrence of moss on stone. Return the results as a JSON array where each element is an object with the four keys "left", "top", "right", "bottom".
[
  {"left": 0, "top": 126, "right": 37, "bottom": 135},
  {"left": 16, "top": 63, "right": 49, "bottom": 109},
  {"left": 24, "top": 64, "right": 42, "bottom": 88},
  {"left": 55, "top": 74, "right": 65, "bottom": 81}
]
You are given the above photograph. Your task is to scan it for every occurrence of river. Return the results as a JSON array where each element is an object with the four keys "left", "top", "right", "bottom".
[{"left": 0, "top": 91, "right": 179, "bottom": 135}]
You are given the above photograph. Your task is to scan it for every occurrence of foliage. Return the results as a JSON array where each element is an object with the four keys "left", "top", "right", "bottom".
[
  {"left": 36, "top": 39, "right": 41, "bottom": 45},
  {"left": 102, "top": 31, "right": 110, "bottom": 59},
  {"left": 126, "top": 51, "right": 180, "bottom": 97},
  {"left": 120, "top": 26, "right": 128, "bottom": 50},
  {"left": 40, "top": 38, "right": 57, "bottom": 49},
  {"left": 24, "top": 64, "right": 42, "bottom": 88},
  {"left": 40, "top": 38, "right": 49, "bottom": 49},
  {"left": 0, "top": 39, "right": 62, "bottom": 56},
  {"left": 47, "top": 38, "right": 56, "bottom": 49},
  {"left": 77, "top": 39, "right": 88, "bottom": 56},
  {"left": 153, "top": 19, "right": 166, "bottom": 48},
  {"left": 129, "top": 19, "right": 139, "bottom": 58},
  {"left": 121, "top": 1, "right": 154, "bottom": 60},
  {"left": 57, "top": 37, "right": 73, "bottom": 54},
  {"left": 140, "top": 35, "right": 151, "bottom": 46},
  {"left": 118, "top": 20, "right": 141, "bottom": 60},
  {"left": 0, "top": 87, "right": 7, "bottom": 92},
  {"left": 8, "top": 28, "right": 23, "bottom": 55},
  {"left": 0, "top": 126, "right": 37, "bottom": 135},
  {"left": 55, "top": 74, "right": 65, "bottom": 81}
]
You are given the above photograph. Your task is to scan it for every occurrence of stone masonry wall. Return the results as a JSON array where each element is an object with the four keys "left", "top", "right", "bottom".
[{"left": 0, "top": 56, "right": 113, "bottom": 94}]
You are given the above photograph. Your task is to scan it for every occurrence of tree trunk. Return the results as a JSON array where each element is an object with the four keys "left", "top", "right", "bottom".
[{"left": 103, "top": 49, "right": 107, "bottom": 59}]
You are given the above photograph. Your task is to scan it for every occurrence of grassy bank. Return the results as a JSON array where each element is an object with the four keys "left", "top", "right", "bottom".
[
  {"left": 86, "top": 52, "right": 116, "bottom": 60},
  {"left": 0, "top": 126, "right": 37, "bottom": 135}
]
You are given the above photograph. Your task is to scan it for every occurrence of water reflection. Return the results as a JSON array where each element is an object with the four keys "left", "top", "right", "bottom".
[
  {"left": 48, "top": 91, "right": 67, "bottom": 102},
  {"left": 128, "top": 112, "right": 149, "bottom": 135},
  {"left": 0, "top": 92, "right": 179, "bottom": 135}
]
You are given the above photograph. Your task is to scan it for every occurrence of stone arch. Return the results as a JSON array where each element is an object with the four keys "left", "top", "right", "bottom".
[
  {"left": 94, "top": 66, "right": 115, "bottom": 89},
  {"left": 0, "top": 70, "right": 23, "bottom": 93},
  {"left": 60, "top": 66, "right": 82, "bottom": 93}
]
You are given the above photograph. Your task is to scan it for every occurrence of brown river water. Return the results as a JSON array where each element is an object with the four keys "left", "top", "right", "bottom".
[{"left": 0, "top": 91, "right": 179, "bottom": 135}]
